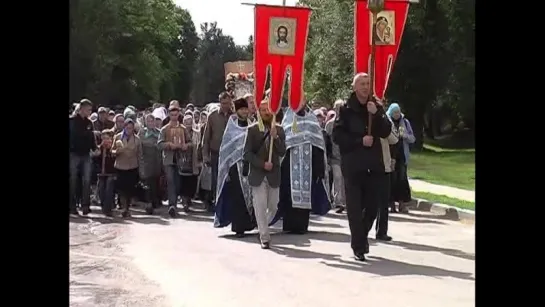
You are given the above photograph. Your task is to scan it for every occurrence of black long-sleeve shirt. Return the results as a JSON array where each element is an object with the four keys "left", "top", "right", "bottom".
[{"left": 69, "top": 115, "right": 97, "bottom": 156}]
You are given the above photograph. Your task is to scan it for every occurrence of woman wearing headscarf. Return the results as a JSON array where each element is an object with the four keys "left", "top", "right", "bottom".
[
  {"left": 124, "top": 107, "right": 140, "bottom": 133},
  {"left": 313, "top": 109, "right": 326, "bottom": 128},
  {"left": 197, "top": 111, "right": 212, "bottom": 202},
  {"left": 138, "top": 114, "right": 163, "bottom": 214},
  {"left": 178, "top": 114, "right": 200, "bottom": 210},
  {"left": 112, "top": 119, "right": 142, "bottom": 217},
  {"left": 112, "top": 114, "right": 125, "bottom": 134},
  {"left": 193, "top": 109, "right": 201, "bottom": 125},
  {"left": 199, "top": 111, "right": 208, "bottom": 132},
  {"left": 152, "top": 107, "right": 167, "bottom": 128},
  {"left": 89, "top": 112, "right": 98, "bottom": 122},
  {"left": 151, "top": 107, "right": 168, "bottom": 202},
  {"left": 386, "top": 103, "right": 416, "bottom": 213}
]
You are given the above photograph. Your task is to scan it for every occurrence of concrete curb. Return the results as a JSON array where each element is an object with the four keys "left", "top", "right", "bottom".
[{"left": 408, "top": 198, "right": 475, "bottom": 221}]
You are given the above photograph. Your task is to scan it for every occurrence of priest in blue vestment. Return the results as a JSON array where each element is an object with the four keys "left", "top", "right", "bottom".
[
  {"left": 214, "top": 98, "right": 256, "bottom": 237},
  {"left": 271, "top": 107, "right": 331, "bottom": 234}
]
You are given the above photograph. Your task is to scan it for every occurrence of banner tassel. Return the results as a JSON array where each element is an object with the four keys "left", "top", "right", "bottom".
[{"left": 256, "top": 110, "right": 264, "bottom": 132}]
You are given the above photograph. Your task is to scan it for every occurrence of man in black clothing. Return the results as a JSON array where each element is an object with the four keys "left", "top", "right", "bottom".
[
  {"left": 332, "top": 73, "right": 392, "bottom": 261},
  {"left": 69, "top": 99, "right": 99, "bottom": 216}
]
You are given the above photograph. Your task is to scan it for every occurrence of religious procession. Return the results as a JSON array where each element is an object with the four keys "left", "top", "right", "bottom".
[
  {"left": 69, "top": 0, "right": 476, "bottom": 305},
  {"left": 70, "top": 0, "right": 416, "bottom": 263}
]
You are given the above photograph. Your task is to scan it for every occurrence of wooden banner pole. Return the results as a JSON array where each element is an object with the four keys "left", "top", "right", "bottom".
[{"left": 267, "top": 0, "right": 286, "bottom": 163}]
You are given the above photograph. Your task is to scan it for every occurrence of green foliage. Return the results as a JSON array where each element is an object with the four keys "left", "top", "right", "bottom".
[
  {"left": 70, "top": 0, "right": 473, "bottom": 136},
  {"left": 299, "top": 0, "right": 475, "bottom": 148},
  {"left": 70, "top": 0, "right": 184, "bottom": 107},
  {"left": 191, "top": 22, "right": 253, "bottom": 105},
  {"left": 70, "top": 0, "right": 255, "bottom": 108},
  {"left": 300, "top": 0, "right": 355, "bottom": 104}
]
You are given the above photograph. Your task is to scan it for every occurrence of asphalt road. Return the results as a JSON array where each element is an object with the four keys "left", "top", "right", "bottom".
[{"left": 69, "top": 205, "right": 475, "bottom": 307}]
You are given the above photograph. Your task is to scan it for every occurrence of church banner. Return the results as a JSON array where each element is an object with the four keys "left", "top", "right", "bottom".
[
  {"left": 254, "top": 4, "right": 311, "bottom": 113},
  {"left": 354, "top": 0, "right": 409, "bottom": 100}
]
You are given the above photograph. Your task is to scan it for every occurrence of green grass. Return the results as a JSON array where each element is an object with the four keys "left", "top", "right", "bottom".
[
  {"left": 409, "top": 143, "right": 475, "bottom": 191},
  {"left": 412, "top": 191, "right": 475, "bottom": 211}
]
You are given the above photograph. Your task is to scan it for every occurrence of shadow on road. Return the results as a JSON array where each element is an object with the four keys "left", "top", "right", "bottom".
[
  {"left": 324, "top": 212, "right": 346, "bottom": 220},
  {"left": 308, "top": 220, "right": 344, "bottom": 228},
  {"left": 326, "top": 211, "right": 451, "bottom": 224},
  {"left": 219, "top": 231, "right": 313, "bottom": 247},
  {"left": 269, "top": 245, "right": 473, "bottom": 281},
  {"left": 272, "top": 245, "right": 340, "bottom": 260},
  {"left": 178, "top": 209, "right": 214, "bottom": 223},
  {"left": 70, "top": 204, "right": 218, "bottom": 226},
  {"left": 223, "top": 228, "right": 473, "bottom": 278},
  {"left": 70, "top": 207, "right": 170, "bottom": 226},
  {"left": 323, "top": 256, "right": 474, "bottom": 281},
  {"left": 371, "top": 238, "right": 475, "bottom": 261}
]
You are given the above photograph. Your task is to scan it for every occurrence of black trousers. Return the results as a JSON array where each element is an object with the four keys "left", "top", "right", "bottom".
[
  {"left": 344, "top": 170, "right": 382, "bottom": 254},
  {"left": 180, "top": 175, "right": 198, "bottom": 198},
  {"left": 374, "top": 172, "right": 390, "bottom": 236}
]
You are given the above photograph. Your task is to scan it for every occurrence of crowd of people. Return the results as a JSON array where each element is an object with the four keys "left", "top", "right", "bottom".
[{"left": 69, "top": 72, "right": 415, "bottom": 261}]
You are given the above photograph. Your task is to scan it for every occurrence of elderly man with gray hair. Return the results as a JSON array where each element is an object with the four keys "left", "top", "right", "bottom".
[{"left": 332, "top": 72, "right": 392, "bottom": 261}]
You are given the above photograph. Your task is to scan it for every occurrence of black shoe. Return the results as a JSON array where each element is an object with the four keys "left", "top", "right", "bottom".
[
  {"left": 168, "top": 206, "right": 177, "bottom": 218},
  {"left": 69, "top": 209, "right": 80, "bottom": 217},
  {"left": 335, "top": 207, "right": 345, "bottom": 214},
  {"left": 364, "top": 242, "right": 370, "bottom": 254},
  {"left": 376, "top": 234, "right": 392, "bottom": 241},
  {"left": 183, "top": 204, "right": 190, "bottom": 213},
  {"left": 261, "top": 241, "right": 270, "bottom": 249},
  {"left": 235, "top": 232, "right": 245, "bottom": 238},
  {"left": 145, "top": 206, "right": 154, "bottom": 215},
  {"left": 354, "top": 251, "right": 366, "bottom": 262},
  {"left": 82, "top": 206, "right": 91, "bottom": 216},
  {"left": 121, "top": 210, "right": 131, "bottom": 218}
]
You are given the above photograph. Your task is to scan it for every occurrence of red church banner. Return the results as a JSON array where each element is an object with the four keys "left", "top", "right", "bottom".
[
  {"left": 254, "top": 4, "right": 311, "bottom": 113},
  {"left": 354, "top": 0, "right": 409, "bottom": 100}
]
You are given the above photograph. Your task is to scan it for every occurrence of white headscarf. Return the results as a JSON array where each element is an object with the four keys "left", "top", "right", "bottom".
[{"left": 152, "top": 107, "right": 167, "bottom": 121}]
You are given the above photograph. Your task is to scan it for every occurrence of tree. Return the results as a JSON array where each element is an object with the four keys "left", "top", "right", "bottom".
[
  {"left": 160, "top": 7, "right": 199, "bottom": 103},
  {"left": 191, "top": 22, "right": 242, "bottom": 104},
  {"left": 245, "top": 35, "right": 254, "bottom": 59},
  {"left": 299, "top": 0, "right": 355, "bottom": 105},
  {"left": 70, "top": 0, "right": 196, "bottom": 108},
  {"left": 299, "top": 0, "right": 475, "bottom": 148}
]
